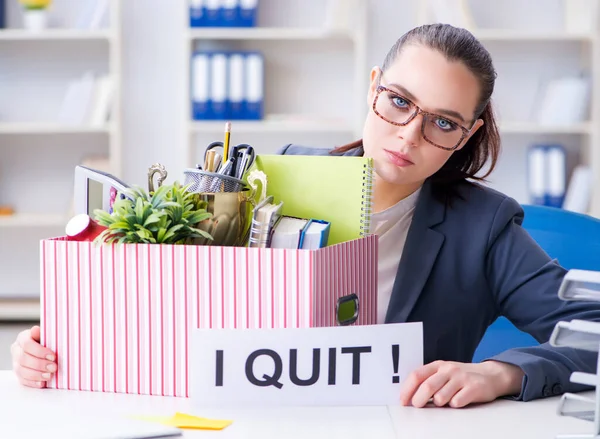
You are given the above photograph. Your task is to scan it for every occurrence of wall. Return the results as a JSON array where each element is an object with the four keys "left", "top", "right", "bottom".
[
  {"left": 0, "top": 0, "right": 590, "bottom": 298},
  {"left": 120, "top": 0, "right": 585, "bottom": 206}
]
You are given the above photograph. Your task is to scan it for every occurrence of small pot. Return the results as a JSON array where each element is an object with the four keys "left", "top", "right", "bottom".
[{"left": 23, "top": 8, "right": 48, "bottom": 31}]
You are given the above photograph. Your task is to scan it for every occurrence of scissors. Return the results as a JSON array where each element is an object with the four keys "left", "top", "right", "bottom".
[{"left": 203, "top": 141, "right": 255, "bottom": 179}]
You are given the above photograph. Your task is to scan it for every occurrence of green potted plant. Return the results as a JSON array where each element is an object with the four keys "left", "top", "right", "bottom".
[{"left": 93, "top": 181, "right": 214, "bottom": 245}]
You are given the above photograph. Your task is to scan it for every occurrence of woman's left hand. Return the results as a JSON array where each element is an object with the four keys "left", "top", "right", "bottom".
[{"left": 399, "top": 360, "right": 525, "bottom": 408}]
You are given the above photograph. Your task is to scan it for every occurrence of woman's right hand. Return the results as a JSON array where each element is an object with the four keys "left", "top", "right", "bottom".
[{"left": 10, "top": 325, "right": 57, "bottom": 388}]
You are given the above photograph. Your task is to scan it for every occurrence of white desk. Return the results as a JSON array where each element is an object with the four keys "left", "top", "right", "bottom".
[{"left": 0, "top": 371, "right": 594, "bottom": 439}]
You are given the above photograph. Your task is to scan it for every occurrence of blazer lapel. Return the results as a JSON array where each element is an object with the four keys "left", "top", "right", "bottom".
[{"left": 384, "top": 180, "right": 446, "bottom": 323}]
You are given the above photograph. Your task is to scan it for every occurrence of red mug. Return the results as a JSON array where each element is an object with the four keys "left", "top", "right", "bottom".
[{"left": 65, "top": 214, "right": 107, "bottom": 242}]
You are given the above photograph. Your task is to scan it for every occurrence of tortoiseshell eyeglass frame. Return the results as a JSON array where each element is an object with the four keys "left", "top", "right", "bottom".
[{"left": 372, "top": 84, "right": 475, "bottom": 151}]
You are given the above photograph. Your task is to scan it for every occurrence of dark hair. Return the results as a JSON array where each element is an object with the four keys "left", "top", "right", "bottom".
[{"left": 333, "top": 24, "right": 500, "bottom": 198}]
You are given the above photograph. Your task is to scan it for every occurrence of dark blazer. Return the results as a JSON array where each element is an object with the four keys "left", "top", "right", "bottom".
[{"left": 278, "top": 143, "right": 600, "bottom": 401}]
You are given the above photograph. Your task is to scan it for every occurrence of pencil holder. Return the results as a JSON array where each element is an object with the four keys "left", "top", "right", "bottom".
[
  {"left": 189, "top": 190, "right": 253, "bottom": 247},
  {"left": 183, "top": 168, "right": 247, "bottom": 193}
]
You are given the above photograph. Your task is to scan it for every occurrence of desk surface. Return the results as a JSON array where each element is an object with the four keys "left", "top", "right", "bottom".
[{"left": 0, "top": 371, "right": 594, "bottom": 439}]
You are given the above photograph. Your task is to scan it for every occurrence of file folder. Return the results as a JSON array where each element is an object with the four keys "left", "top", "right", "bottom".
[
  {"left": 546, "top": 144, "right": 566, "bottom": 208},
  {"left": 204, "top": 0, "right": 222, "bottom": 26},
  {"left": 0, "top": 0, "right": 5, "bottom": 29},
  {"left": 244, "top": 52, "right": 264, "bottom": 120},
  {"left": 191, "top": 52, "right": 210, "bottom": 120},
  {"left": 239, "top": 0, "right": 258, "bottom": 27},
  {"left": 527, "top": 144, "right": 546, "bottom": 206},
  {"left": 228, "top": 52, "right": 245, "bottom": 120},
  {"left": 209, "top": 52, "right": 228, "bottom": 120},
  {"left": 189, "top": 0, "right": 205, "bottom": 27},
  {"left": 221, "top": 0, "right": 239, "bottom": 27},
  {"left": 557, "top": 269, "right": 600, "bottom": 302}
]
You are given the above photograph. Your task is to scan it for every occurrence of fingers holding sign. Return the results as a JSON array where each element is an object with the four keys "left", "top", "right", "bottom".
[{"left": 399, "top": 360, "right": 525, "bottom": 408}]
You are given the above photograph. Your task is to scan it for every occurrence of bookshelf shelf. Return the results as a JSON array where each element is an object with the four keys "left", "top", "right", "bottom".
[
  {"left": 0, "top": 29, "right": 113, "bottom": 41},
  {"left": 190, "top": 117, "right": 354, "bottom": 134},
  {"left": 0, "top": 298, "right": 40, "bottom": 321},
  {"left": 499, "top": 121, "right": 593, "bottom": 135},
  {"left": 0, "top": 122, "right": 113, "bottom": 134},
  {"left": 472, "top": 29, "right": 595, "bottom": 42},
  {"left": 187, "top": 27, "right": 354, "bottom": 41},
  {"left": 0, "top": 213, "right": 67, "bottom": 228}
]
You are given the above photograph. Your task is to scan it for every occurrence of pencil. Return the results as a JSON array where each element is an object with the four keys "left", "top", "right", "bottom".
[{"left": 223, "top": 121, "right": 231, "bottom": 160}]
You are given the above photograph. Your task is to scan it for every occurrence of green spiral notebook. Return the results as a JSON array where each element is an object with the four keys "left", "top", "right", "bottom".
[{"left": 248, "top": 154, "right": 374, "bottom": 246}]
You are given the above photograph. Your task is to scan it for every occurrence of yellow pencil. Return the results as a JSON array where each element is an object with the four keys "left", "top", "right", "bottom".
[{"left": 223, "top": 121, "right": 231, "bottom": 160}]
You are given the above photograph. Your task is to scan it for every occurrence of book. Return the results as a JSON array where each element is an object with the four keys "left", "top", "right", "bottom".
[
  {"left": 270, "top": 216, "right": 309, "bottom": 249},
  {"left": 249, "top": 154, "right": 374, "bottom": 246},
  {"left": 248, "top": 195, "right": 283, "bottom": 248}
]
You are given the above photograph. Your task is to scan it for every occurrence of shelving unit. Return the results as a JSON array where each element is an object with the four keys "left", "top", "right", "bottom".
[
  {"left": 0, "top": 0, "right": 122, "bottom": 319},
  {"left": 0, "top": 213, "right": 68, "bottom": 228},
  {"left": 187, "top": 27, "right": 355, "bottom": 41},
  {"left": 499, "top": 122, "right": 593, "bottom": 135},
  {"left": 0, "top": 122, "right": 114, "bottom": 134},
  {"left": 416, "top": 0, "right": 600, "bottom": 218},
  {"left": 0, "top": 28, "right": 113, "bottom": 41},
  {"left": 471, "top": 30, "right": 596, "bottom": 42},
  {"left": 547, "top": 269, "right": 600, "bottom": 437},
  {"left": 184, "top": 0, "right": 368, "bottom": 167},
  {"left": 190, "top": 117, "right": 355, "bottom": 134}
]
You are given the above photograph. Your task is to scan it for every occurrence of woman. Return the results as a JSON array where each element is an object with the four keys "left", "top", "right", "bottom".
[{"left": 11, "top": 24, "right": 600, "bottom": 408}]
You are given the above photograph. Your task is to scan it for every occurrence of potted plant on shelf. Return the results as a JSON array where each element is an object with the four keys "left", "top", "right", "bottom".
[{"left": 19, "top": 0, "right": 52, "bottom": 31}]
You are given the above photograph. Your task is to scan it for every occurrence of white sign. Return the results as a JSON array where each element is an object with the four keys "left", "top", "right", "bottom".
[{"left": 190, "top": 322, "right": 423, "bottom": 407}]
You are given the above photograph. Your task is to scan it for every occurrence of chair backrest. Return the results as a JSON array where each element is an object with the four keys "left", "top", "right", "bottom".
[{"left": 472, "top": 205, "right": 600, "bottom": 362}]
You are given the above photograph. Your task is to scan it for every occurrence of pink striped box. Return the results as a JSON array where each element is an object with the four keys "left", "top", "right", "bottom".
[{"left": 39, "top": 235, "right": 378, "bottom": 397}]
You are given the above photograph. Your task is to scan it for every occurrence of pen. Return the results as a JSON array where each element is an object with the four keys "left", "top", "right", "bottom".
[
  {"left": 213, "top": 152, "right": 222, "bottom": 173},
  {"left": 218, "top": 156, "right": 235, "bottom": 176},
  {"left": 223, "top": 121, "right": 231, "bottom": 160},
  {"left": 236, "top": 149, "right": 248, "bottom": 179}
]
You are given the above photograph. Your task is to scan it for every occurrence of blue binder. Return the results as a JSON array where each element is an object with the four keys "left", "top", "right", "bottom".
[
  {"left": 527, "top": 144, "right": 547, "bottom": 206},
  {"left": 228, "top": 52, "right": 246, "bottom": 120},
  {"left": 208, "top": 52, "right": 229, "bottom": 119},
  {"left": 0, "top": 0, "right": 5, "bottom": 29},
  {"left": 221, "top": 0, "right": 239, "bottom": 27},
  {"left": 191, "top": 51, "right": 211, "bottom": 120},
  {"left": 204, "top": 0, "right": 222, "bottom": 27},
  {"left": 244, "top": 51, "right": 264, "bottom": 120},
  {"left": 189, "top": 0, "right": 205, "bottom": 27},
  {"left": 239, "top": 0, "right": 258, "bottom": 27},
  {"left": 545, "top": 144, "right": 567, "bottom": 208}
]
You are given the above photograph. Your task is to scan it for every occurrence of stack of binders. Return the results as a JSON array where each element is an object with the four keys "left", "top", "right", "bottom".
[
  {"left": 549, "top": 269, "right": 600, "bottom": 438},
  {"left": 189, "top": 0, "right": 258, "bottom": 28},
  {"left": 191, "top": 51, "right": 264, "bottom": 121}
]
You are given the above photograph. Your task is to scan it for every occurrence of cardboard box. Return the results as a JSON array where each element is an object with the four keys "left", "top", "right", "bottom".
[{"left": 40, "top": 235, "right": 378, "bottom": 397}]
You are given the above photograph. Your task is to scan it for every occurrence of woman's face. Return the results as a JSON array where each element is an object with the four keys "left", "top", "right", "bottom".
[{"left": 362, "top": 44, "right": 484, "bottom": 187}]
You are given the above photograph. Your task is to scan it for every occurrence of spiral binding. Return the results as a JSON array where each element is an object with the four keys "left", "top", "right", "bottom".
[{"left": 360, "top": 159, "right": 374, "bottom": 236}]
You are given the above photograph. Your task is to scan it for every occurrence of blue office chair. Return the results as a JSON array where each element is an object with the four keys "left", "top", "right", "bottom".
[{"left": 472, "top": 204, "right": 600, "bottom": 362}]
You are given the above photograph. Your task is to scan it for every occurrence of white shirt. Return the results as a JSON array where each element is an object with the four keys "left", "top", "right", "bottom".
[{"left": 370, "top": 188, "right": 421, "bottom": 324}]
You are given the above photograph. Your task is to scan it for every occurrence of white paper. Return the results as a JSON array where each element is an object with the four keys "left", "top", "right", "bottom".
[{"left": 190, "top": 322, "right": 423, "bottom": 407}]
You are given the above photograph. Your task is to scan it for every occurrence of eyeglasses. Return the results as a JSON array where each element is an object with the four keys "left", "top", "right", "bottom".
[{"left": 372, "top": 84, "right": 473, "bottom": 151}]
